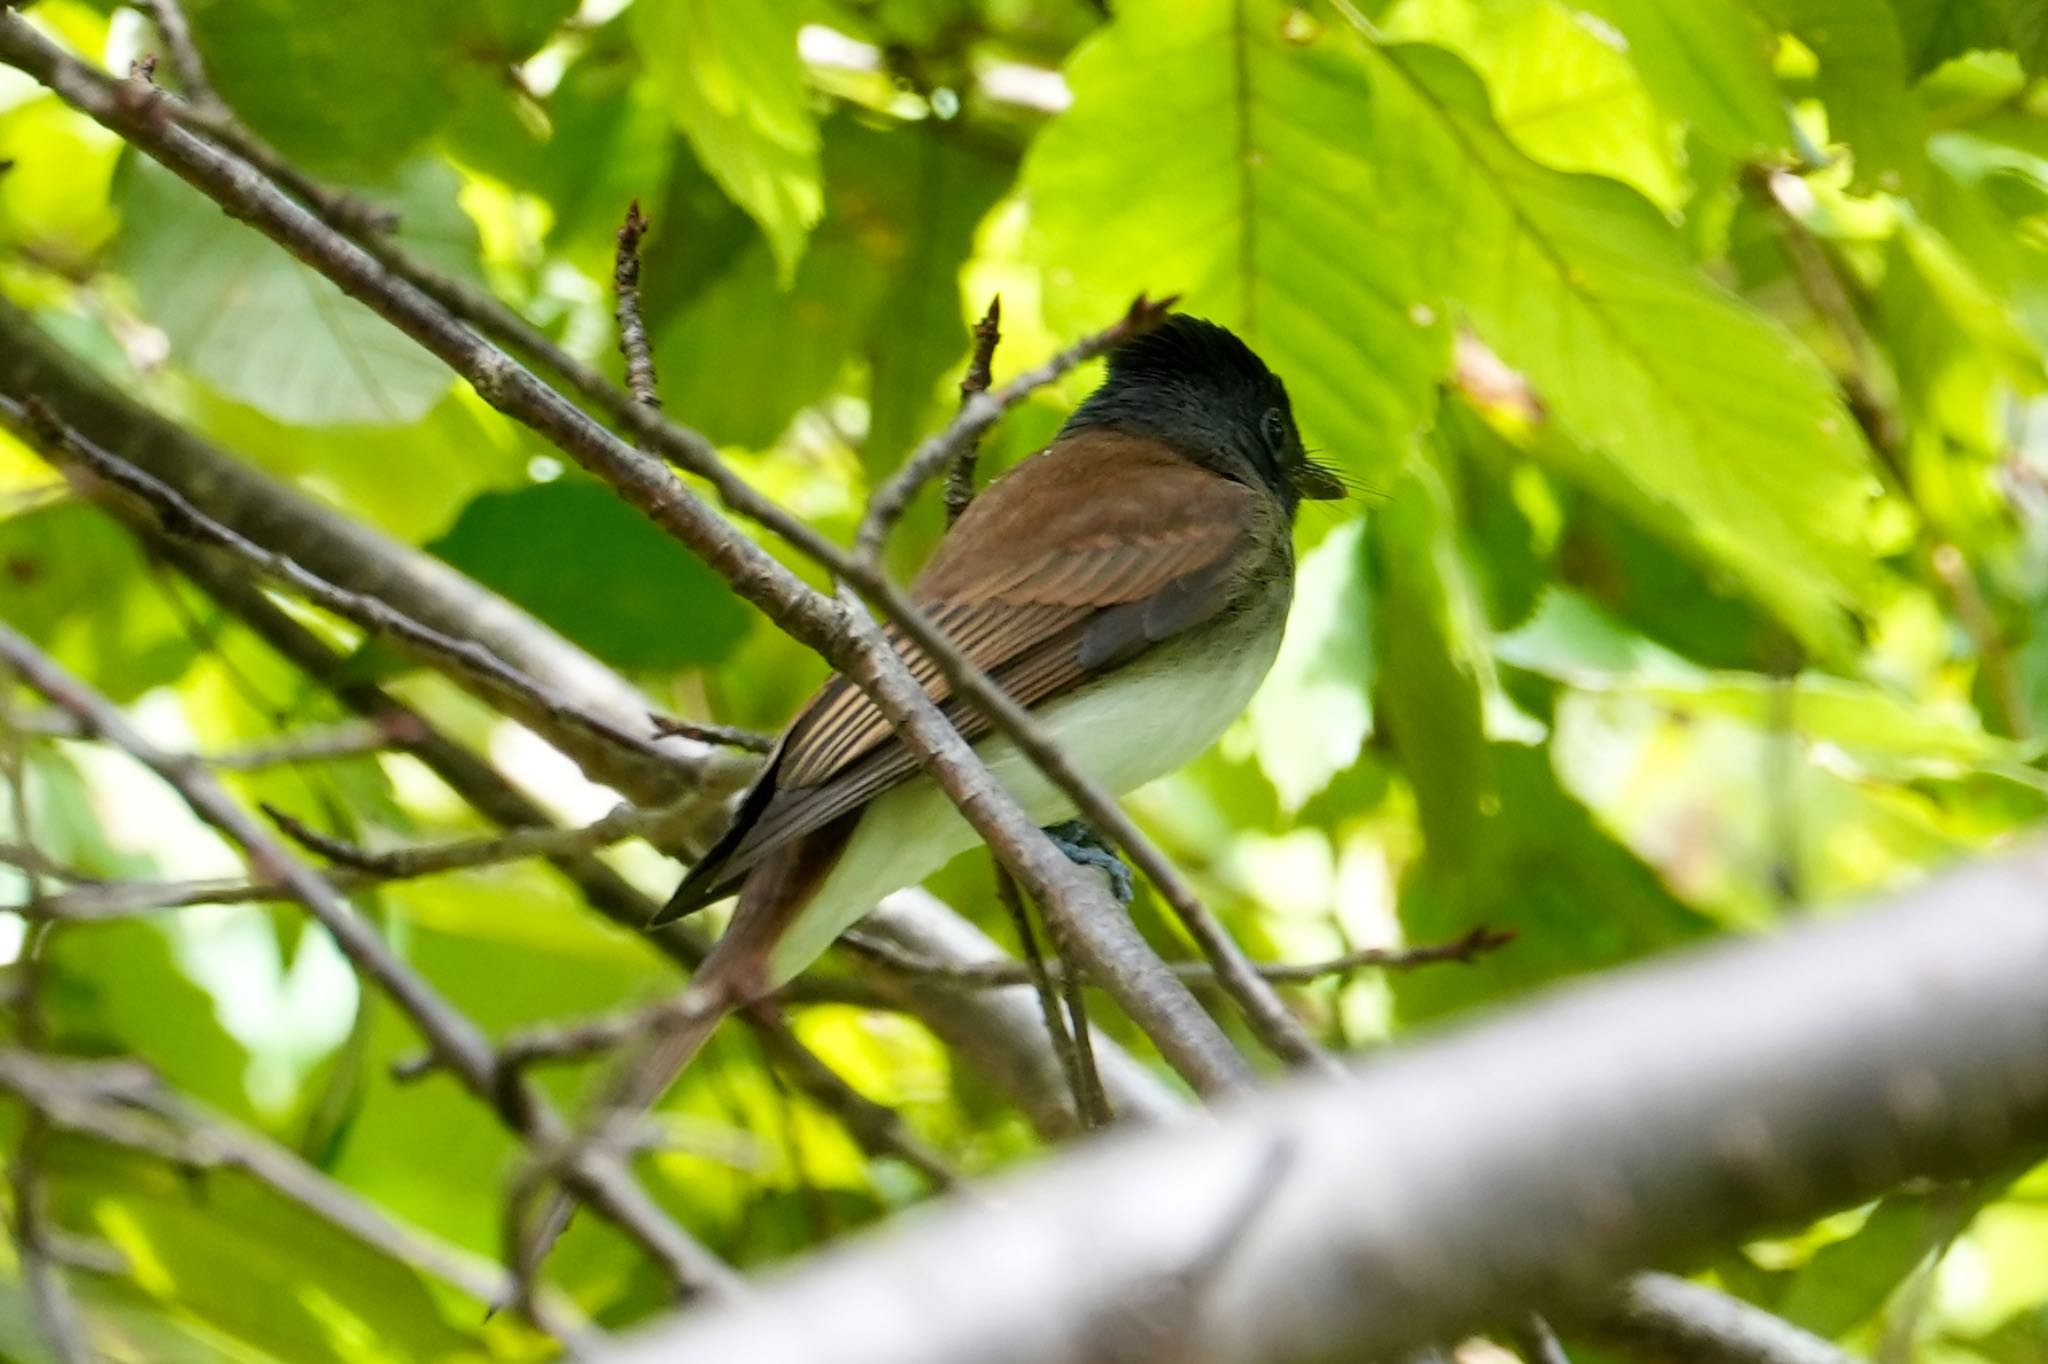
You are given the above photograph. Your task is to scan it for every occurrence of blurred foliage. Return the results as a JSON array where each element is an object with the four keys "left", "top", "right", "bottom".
[{"left": 3, "top": 0, "right": 2048, "bottom": 1359}]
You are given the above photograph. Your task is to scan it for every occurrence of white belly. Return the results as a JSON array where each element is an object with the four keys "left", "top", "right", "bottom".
[{"left": 764, "top": 624, "right": 1284, "bottom": 985}]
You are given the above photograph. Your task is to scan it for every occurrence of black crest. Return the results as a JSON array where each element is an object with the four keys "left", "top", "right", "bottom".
[{"left": 1063, "top": 314, "right": 1310, "bottom": 511}]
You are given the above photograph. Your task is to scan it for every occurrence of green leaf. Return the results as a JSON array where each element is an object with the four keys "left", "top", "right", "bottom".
[
  {"left": 1249, "top": 519, "right": 1375, "bottom": 812},
  {"left": 178, "top": 0, "right": 574, "bottom": 176},
  {"left": 1764, "top": 0, "right": 1928, "bottom": 195},
  {"left": 649, "top": 120, "right": 1002, "bottom": 456},
  {"left": 1371, "top": 461, "right": 1498, "bottom": 866},
  {"left": 0, "top": 502, "right": 194, "bottom": 703},
  {"left": 428, "top": 479, "right": 752, "bottom": 673},
  {"left": 1499, "top": 591, "right": 2048, "bottom": 791},
  {"left": 1370, "top": 39, "right": 1877, "bottom": 651},
  {"left": 47, "top": 921, "right": 258, "bottom": 1124},
  {"left": 46, "top": 1143, "right": 506, "bottom": 1363},
  {"left": 442, "top": 23, "right": 674, "bottom": 262},
  {"left": 190, "top": 388, "right": 531, "bottom": 546},
  {"left": 1887, "top": 0, "right": 2048, "bottom": 76},
  {"left": 1022, "top": 0, "right": 1450, "bottom": 487},
  {"left": 116, "top": 156, "right": 477, "bottom": 427},
  {"left": 633, "top": 0, "right": 823, "bottom": 281},
  {"left": 1566, "top": 0, "right": 1792, "bottom": 156},
  {"left": 1381, "top": 0, "right": 1686, "bottom": 209},
  {"left": 0, "top": 95, "right": 120, "bottom": 270},
  {"left": 863, "top": 135, "right": 1014, "bottom": 477},
  {"left": 1773, "top": 1196, "right": 1941, "bottom": 1338},
  {"left": 1392, "top": 742, "right": 1717, "bottom": 1023}
]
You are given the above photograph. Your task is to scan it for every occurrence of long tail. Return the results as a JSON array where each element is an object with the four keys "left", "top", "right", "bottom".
[{"left": 514, "top": 982, "right": 733, "bottom": 1289}]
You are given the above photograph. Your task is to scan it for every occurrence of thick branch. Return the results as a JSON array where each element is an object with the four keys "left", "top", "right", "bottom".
[{"left": 598, "top": 844, "right": 2048, "bottom": 1364}]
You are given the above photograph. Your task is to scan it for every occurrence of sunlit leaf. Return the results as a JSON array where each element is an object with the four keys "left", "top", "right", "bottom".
[
  {"left": 1249, "top": 518, "right": 1375, "bottom": 813},
  {"left": 116, "top": 156, "right": 477, "bottom": 427},
  {"left": 1567, "top": 0, "right": 1791, "bottom": 156},
  {"left": 633, "top": 0, "right": 823, "bottom": 280},
  {"left": 1022, "top": 0, "right": 1450, "bottom": 486},
  {"left": 1369, "top": 39, "right": 1879, "bottom": 651}
]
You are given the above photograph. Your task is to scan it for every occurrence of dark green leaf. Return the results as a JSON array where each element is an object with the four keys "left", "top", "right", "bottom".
[{"left": 428, "top": 479, "right": 751, "bottom": 672}]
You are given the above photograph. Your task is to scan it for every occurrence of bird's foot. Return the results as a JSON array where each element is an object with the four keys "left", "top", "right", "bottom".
[{"left": 1042, "top": 819, "right": 1133, "bottom": 906}]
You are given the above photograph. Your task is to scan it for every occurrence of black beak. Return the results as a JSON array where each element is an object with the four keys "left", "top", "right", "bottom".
[{"left": 1292, "top": 459, "right": 1347, "bottom": 501}]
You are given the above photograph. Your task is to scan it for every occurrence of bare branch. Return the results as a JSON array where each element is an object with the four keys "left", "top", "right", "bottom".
[
  {"left": 994, "top": 865, "right": 1104, "bottom": 1129},
  {"left": 843, "top": 924, "right": 1517, "bottom": 989},
  {"left": 1585, "top": 1273, "right": 1858, "bottom": 1364},
  {"left": 0, "top": 296, "right": 718, "bottom": 804},
  {"left": 173, "top": 546, "right": 968, "bottom": 1194},
  {"left": 0, "top": 394, "right": 689, "bottom": 782},
  {"left": 596, "top": 844, "right": 2048, "bottom": 1364},
  {"left": 206, "top": 713, "right": 425, "bottom": 769},
  {"left": 648, "top": 711, "right": 776, "bottom": 754},
  {"left": 133, "top": 0, "right": 211, "bottom": 107},
  {"left": 941, "top": 296, "right": 1003, "bottom": 527}
]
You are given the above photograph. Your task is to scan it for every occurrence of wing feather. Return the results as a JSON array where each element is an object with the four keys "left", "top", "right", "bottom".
[{"left": 659, "top": 432, "right": 1263, "bottom": 918}]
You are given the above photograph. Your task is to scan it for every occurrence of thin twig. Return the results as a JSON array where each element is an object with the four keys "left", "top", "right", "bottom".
[
  {"left": 614, "top": 201, "right": 661, "bottom": 411},
  {"left": 857, "top": 292, "right": 1175, "bottom": 562},
  {"left": 0, "top": 622, "right": 738, "bottom": 1308},
  {"left": 206, "top": 713, "right": 425, "bottom": 769},
  {"left": 29, "top": 794, "right": 700, "bottom": 918},
  {"left": 845, "top": 924, "right": 1516, "bottom": 989},
  {"left": 444, "top": 925, "right": 1515, "bottom": 1082},
  {"left": 134, "top": 0, "right": 210, "bottom": 106},
  {"left": 941, "top": 296, "right": 1002, "bottom": 527},
  {"left": 263, "top": 795, "right": 695, "bottom": 877},
  {"left": 993, "top": 867, "right": 1100, "bottom": 1129},
  {"left": 648, "top": 711, "right": 776, "bottom": 754},
  {"left": 1507, "top": 1314, "right": 1573, "bottom": 1364},
  {"left": 1, "top": 395, "right": 687, "bottom": 778}
]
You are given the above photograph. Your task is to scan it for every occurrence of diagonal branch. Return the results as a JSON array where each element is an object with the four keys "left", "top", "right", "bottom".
[
  {"left": 0, "top": 19, "right": 1252, "bottom": 1093},
  {"left": 1, "top": 394, "right": 690, "bottom": 783}
]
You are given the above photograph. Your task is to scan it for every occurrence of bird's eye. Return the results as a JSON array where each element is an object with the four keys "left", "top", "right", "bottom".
[{"left": 1260, "top": 407, "right": 1289, "bottom": 450}]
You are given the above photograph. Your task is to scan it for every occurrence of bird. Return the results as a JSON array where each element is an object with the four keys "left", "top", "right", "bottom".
[
  {"left": 656, "top": 313, "right": 1342, "bottom": 1003},
  {"left": 520, "top": 313, "right": 1343, "bottom": 1268}
]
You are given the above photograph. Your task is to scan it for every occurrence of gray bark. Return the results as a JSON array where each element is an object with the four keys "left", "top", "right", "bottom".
[{"left": 601, "top": 846, "right": 2048, "bottom": 1364}]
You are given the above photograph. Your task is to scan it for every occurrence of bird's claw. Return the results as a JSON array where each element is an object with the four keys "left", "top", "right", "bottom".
[{"left": 1041, "top": 820, "right": 1134, "bottom": 906}]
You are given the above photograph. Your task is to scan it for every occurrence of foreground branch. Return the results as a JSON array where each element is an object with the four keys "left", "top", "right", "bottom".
[{"left": 599, "top": 845, "right": 2048, "bottom": 1364}]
